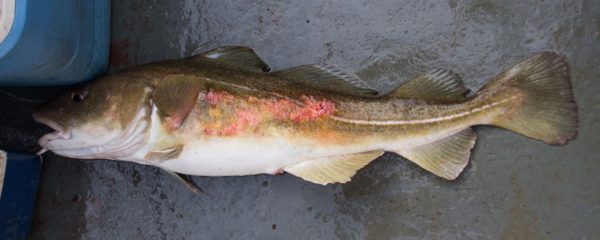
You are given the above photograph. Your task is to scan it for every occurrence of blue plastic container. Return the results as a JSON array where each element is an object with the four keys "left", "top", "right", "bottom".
[
  {"left": 0, "top": 151, "right": 42, "bottom": 240},
  {"left": 0, "top": 0, "right": 110, "bottom": 86}
]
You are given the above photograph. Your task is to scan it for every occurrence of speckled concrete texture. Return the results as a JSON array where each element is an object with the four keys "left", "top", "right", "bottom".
[{"left": 1, "top": 0, "right": 597, "bottom": 239}]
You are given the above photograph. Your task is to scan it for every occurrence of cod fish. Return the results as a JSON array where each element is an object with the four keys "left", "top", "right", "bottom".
[{"left": 34, "top": 47, "right": 578, "bottom": 185}]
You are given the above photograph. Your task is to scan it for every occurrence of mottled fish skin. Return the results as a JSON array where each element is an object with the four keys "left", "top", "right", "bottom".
[
  {"left": 34, "top": 48, "right": 577, "bottom": 184},
  {"left": 142, "top": 57, "right": 509, "bottom": 148}
]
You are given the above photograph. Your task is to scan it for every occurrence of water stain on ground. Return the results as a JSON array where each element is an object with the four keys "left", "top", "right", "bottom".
[{"left": 500, "top": 175, "right": 540, "bottom": 240}]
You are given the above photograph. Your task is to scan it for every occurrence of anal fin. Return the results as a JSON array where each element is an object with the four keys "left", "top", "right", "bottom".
[
  {"left": 284, "top": 150, "right": 384, "bottom": 185},
  {"left": 394, "top": 128, "right": 477, "bottom": 180}
]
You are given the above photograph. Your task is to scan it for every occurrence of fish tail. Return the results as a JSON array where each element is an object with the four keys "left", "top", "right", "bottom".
[{"left": 478, "top": 52, "right": 578, "bottom": 145}]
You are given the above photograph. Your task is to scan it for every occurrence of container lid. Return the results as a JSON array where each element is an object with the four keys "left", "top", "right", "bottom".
[{"left": 0, "top": 0, "right": 15, "bottom": 44}]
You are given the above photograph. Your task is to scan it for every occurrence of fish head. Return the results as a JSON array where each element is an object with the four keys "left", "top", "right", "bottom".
[{"left": 34, "top": 74, "right": 154, "bottom": 159}]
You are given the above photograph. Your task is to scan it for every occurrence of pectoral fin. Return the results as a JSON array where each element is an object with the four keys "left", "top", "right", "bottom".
[
  {"left": 393, "top": 128, "right": 477, "bottom": 180},
  {"left": 144, "top": 145, "right": 183, "bottom": 162},
  {"left": 284, "top": 150, "right": 384, "bottom": 185},
  {"left": 271, "top": 64, "right": 380, "bottom": 97},
  {"left": 160, "top": 168, "right": 205, "bottom": 197},
  {"left": 153, "top": 75, "right": 203, "bottom": 130}
]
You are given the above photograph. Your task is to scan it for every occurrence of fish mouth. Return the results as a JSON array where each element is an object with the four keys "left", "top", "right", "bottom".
[{"left": 34, "top": 115, "right": 71, "bottom": 155}]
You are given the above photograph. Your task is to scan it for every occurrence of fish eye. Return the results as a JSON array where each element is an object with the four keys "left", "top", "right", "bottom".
[
  {"left": 72, "top": 93, "right": 84, "bottom": 102},
  {"left": 70, "top": 89, "right": 89, "bottom": 102}
]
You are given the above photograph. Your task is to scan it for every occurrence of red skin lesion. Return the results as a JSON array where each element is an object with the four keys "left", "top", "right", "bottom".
[
  {"left": 219, "top": 109, "right": 263, "bottom": 136},
  {"left": 165, "top": 116, "right": 184, "bottom": 131},
  {"left": 203, "top": 128, "right": 218, "bottom": 135},
  {"left": 200, "top": 90, "right": 337, "bottom": 136},
  {"left": 205, "top": 90, "right": 234, "bottom": 106},
  {"left": 263, "top": 96, "right": 337, "bottom": 123}
]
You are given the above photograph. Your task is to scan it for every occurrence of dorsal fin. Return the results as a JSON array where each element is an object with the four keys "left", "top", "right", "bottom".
[
  {"left": 393, "top": 128, "right": 477, "bottom": 180},
  {"left": 389, "top": 69, "right": 469, "bottom": 102},
  {"left": 271, "top": 64, "right": 380, "bottom": 97},
  {"left": 284, "top": 150, "right": 384, "bottom": 185},
  {"left": 195, "top": 46, "right": 271, "bottom": 73}
]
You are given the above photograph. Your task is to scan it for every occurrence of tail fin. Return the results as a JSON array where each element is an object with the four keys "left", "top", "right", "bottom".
[{"left": 479, "top": 52, "right": 578, "bottom": 145}]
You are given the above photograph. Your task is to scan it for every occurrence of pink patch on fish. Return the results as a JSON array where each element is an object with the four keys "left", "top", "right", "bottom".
[
  {"left": 263, "top": 99, "right": 296, "bottom": 120},
  {"left": 204, "top": 128, "right": 218, "bottom": 135},
  {"left": 165, "top": 116, "right": 183, "bottom": 131},
  {"left": 204, "top": 90, "right": 234, "bottom": 105},
  {"left": 264, "top": 95, "right": 337, "bottom": 122},
  {"left": 220, "top": 110, "right": 263, "bottom": 136},
  {"left": 200, "top": 91, "right": 336, "bottom": 137},
  {"left": 203, "top": 109, "right": 262, "bottom": 136}
]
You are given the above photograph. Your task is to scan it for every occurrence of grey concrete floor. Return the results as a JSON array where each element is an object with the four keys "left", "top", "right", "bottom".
[{"left": 0, "top": 0, "right": 598, "bottom": 239}]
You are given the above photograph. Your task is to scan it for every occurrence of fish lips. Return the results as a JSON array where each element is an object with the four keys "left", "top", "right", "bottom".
[{"left": 33, "top": 115, "right": 72, "bottom": 154}]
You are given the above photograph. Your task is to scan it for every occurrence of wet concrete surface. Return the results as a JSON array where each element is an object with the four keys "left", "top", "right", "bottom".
[{"left": 0, "top": 0, "right": 597, "bottom": 239}]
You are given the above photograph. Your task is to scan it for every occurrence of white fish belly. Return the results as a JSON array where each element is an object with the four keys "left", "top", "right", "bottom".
[
  {"left": 155, "top": 136, "right": 356, "bottom": 176},
  {"left": 153, "top": 128, "right": 473, "bottom": 177},
  {"left": 156, "top": 137, "right": 296, "bottom": 176}
]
